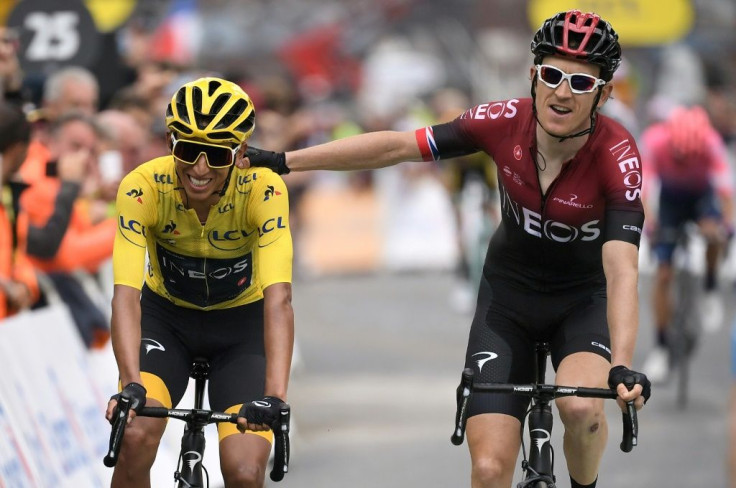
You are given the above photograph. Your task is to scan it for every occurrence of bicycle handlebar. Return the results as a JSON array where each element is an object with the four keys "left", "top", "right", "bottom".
[
  {"left": 451, "top": 368, "right": 638, "bottom": 452},
  {"left": 103, "top": 396, "right": 132, "bottom": 467},
  {"left": 104, "top": 402, "right": 292, "bottom": 482}
]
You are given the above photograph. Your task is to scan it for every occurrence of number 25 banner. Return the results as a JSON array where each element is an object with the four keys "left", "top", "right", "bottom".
[{"left": 6, "top": 0, "right": 136, "bottom": 76}]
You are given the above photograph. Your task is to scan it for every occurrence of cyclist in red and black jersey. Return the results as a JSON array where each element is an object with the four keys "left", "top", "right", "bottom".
[{"left": 247, "top": 10, "right": 649, "bottom": 488}]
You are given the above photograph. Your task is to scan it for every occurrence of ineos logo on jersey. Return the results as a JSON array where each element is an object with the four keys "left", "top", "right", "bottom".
[
  {"left": 609, "top": 139, "right": 642, "bottom": 201},
  {"left": 160, "top": 254, "right": 250, "bottom": 280},
  {"left": 500, "top": 188, "right": 600, "bottom": 242},
  {"left": 464, "top": 99, "right": 519, "bottom": 120}
]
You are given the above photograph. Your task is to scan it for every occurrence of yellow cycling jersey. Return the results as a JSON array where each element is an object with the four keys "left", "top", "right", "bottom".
[{"left": 113, "top": 156, "right": 292, "bottom": 310}]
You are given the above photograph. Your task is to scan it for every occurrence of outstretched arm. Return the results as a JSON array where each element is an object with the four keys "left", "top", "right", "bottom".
[{"left": 270, "top": 130, "right": 422, "bottom": 172}]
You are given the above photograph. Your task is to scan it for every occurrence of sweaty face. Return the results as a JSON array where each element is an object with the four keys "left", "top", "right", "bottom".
[{"left": 532, "top": 56, "right": 611, "bottom": 138}]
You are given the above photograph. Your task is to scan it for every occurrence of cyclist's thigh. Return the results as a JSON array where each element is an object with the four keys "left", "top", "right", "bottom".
[
  {"left": 549, "top": 286, "right": 611, "bottom": 370},
  {"left": 204, "top": 299, "right": 266, "bottom": 411},
  {"left": 199, "top": 300, "right": 271, "bottom": 441},
  {"left": 695, "top": 185, "right": 723, "bottom": 220},
  {"left": 139, "top": 285, "right": 195, "bottom": 408},
  {"left": 465, "top": 276, "right": 536, "bottom": 422},
  {"left": 218, "top": 428, "right": 271, "bottom": 479},
  {"left": 466, "top": 412, "right": 521, "bottom": 482}
]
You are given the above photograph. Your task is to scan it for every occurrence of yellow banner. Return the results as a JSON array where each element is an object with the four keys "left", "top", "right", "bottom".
[
  {"left": 528, "top": 0, "right": 694, "bottom": 46},
  {"left": 85, "top": 0, "right": 137, "bottom": 32}
]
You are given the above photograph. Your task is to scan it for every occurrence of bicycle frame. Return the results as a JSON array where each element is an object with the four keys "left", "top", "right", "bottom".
[
  {"left": 452, "top": 343, "right": 637, "bottom": 488},
  {"left": 105, "top": 358, "right": 291, "bottom": 486}
]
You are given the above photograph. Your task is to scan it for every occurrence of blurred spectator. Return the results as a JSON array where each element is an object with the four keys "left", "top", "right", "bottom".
[
  {"left": 601, "top": 57, "right": 642, "bottom": 138},
  {"left": 0, "top": 26, "right": 24, "bottom": 103},
  {"left": 37, "top": 66, "right": 99, "bottom": 129},
  {"left": 0, "top": 101, "right": 38, "bottom": 319},
  {"left": 21, "top": 113, "right": 113, "bottom": 348},
  {"left": 430, "top": 87, "right": 498, "bottom": 312},
  {"left": 95, "top": 109, "right": 149, "bottom": 199}
]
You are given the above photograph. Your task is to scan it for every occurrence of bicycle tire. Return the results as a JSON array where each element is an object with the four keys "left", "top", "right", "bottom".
[{"left": 670, "top": 265, "right": 698, "bottom": 409}]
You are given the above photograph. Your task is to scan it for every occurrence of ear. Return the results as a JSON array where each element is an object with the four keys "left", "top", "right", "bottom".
[
  {"left": 529, "top": 65, "right": 537, "bottom": 81},
  {"left": 165, "top": 131, "right": 173, "bottom": 152},
  {"left": 596, "top": 83, "right": 614, "bottom": 109},
  {"left": 234, "top": 142, "right": 248, "bottom": 169}
]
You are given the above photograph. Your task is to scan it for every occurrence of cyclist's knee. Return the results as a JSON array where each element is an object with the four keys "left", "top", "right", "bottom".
[
  {"left": 221, "top": 462, "right": 266, "bottom": 488},
  {"left": 472, "top": 455, "right": 514, "bottom": 486},
  {"left": 557, "top": 397, "right": 604, "bottom": 433}
]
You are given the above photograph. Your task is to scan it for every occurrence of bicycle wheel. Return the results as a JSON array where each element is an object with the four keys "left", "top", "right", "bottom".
[{"left": 670, "top": 268, "right": 698, "bottom": 409}]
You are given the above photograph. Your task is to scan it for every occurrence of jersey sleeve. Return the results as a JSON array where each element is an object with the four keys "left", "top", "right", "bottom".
[
  {"left": 248, "top": 170, "right": 293, "bottom": 289},
  {"left": 602, "top": 135, "right": 645, "bottom": 246},
  {"left": 113, "top": 170, "right": 158, "bottom": 290},
  {"left": 414, "top": 101, "right": 520, "bottom": 162}
]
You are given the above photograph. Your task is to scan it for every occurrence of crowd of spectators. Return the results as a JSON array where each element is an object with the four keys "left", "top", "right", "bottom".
[{"left": 0, "top": 1, "right": 734, "bottom": 341}]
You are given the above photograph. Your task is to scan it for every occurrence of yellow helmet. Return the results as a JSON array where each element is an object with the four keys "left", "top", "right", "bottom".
[{"left": 165, "top": 77, "right": 256, "bottom": 146}]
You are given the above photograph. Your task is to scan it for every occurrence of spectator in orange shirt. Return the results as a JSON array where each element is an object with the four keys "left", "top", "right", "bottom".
[
  {"left": 21, "top": 113, "right": 115, "bottom": 347},
  {"left": 0, "top": 101, "right": 38, "bottom": 319}
]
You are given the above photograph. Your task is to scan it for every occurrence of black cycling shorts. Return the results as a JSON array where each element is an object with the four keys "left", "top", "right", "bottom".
[
  {"left": 139, "top": 285, "right": 266, "bottom": 413},
  {"left": 464, "top": 275, "right": 611, "bottom": 422}
]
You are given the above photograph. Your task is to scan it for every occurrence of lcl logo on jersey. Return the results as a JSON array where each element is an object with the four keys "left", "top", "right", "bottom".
[
  {"left": 609, "top": 139, "right": 641, "bottom": 201},
  {"left": 463, "top": 99, "right": 519, "bottom": 120},
  {"left": 235, "top": 172, "right": 257, "bottom": 194},
  {"left": 207, "top": 228, "right": 256, "bottom": 251},
  {"left": 154, "top": 173, "right": 174, "bottom": 185},
  {"left": 118, "top": 215, "right": 147, "bottom": 247}
]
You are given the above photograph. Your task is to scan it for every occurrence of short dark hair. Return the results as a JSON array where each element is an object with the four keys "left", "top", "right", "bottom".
[{"left": 0, "top": 102, "right": 30, "bottom": 152}]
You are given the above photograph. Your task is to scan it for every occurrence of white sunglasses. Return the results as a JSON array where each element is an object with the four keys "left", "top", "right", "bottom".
[{"left": 535, "top": 64, "right": 606, "bottom": 94}]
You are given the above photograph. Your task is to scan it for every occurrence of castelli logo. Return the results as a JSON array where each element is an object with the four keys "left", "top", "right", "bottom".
[{"left": 514, "top": 145, "right": 522, "bottom": 160}]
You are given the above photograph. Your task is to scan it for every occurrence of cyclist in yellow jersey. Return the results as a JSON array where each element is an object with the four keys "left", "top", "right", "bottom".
[{"left": 105, "top": 77, "right": 294, "bottom": 488}]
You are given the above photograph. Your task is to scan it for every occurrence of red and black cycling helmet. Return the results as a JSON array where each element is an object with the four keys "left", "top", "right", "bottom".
[{"left": 531, "top": 10, "right": 622, "bottom": 82}]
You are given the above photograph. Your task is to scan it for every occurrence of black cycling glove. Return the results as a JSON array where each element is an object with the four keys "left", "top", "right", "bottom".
[
  {"left": 110, "top": 382, "right": 147, "bottom": 415},
  {"left": 238, "top": 395, "right": 284, "bottom": 427},
  {"left": 608, "top": 365, "right": 651, "bottom": 404},
  {"left": 246, "top": 146, "right": 290, "bottom": 175}
]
